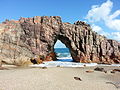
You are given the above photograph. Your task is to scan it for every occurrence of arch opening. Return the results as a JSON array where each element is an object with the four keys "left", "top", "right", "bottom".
[{"left": 54, "top": 40, "right": 73, "bottom": 62}]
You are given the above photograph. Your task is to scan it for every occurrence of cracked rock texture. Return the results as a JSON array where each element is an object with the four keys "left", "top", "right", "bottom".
[{"left": 0, "top": 16, "right": 120, "bottom": 65}]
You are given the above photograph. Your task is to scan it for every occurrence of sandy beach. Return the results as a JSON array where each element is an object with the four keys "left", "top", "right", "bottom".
[{"left": 0, "top": 65, "right": 120, "bottom": 90}]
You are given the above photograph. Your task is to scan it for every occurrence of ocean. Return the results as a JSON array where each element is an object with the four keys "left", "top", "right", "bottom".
[
  {"left": 54, "top": 48, "right": 73, "bottom": 62},
  {"left": 31, "top": 48, "right": 120, "bottom": 67}
]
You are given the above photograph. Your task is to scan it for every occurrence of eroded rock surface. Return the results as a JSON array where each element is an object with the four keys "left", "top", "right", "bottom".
[
  {"left": 60, "top": 21, "right": 120, "bottom": 64},
  {"left": 0, "top": 16, "right": 120, "bottom": 65}
]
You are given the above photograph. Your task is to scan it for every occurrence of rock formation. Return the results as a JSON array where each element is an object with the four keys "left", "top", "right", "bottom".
[{"left": 0, "top": 16, "right": 120, "bottom": 65}]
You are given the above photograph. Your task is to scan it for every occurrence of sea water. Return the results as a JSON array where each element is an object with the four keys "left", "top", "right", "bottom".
[
  {"left": 54, "top": 48, "right": 73, "bottom": 62},
  {"left": 30, "top": 48, "right": 120, "bottom": 67}
]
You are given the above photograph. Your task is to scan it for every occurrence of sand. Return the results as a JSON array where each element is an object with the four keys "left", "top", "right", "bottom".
[{"left": 0, "top": 65, "right": 120, "bottom": 90}]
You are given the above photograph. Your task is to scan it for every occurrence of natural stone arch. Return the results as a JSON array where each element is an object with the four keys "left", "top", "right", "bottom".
[
  {"left": 0, "top": 16, "right": 120, "bottom": 65},
  {"left": 56, "top": 35, "right": 77, "bottom": 62},
  {"left": 53, "top": 39, "right": 72, "bottom": 61},
  {"left": 56, "top": 22, "right": 90, "bottom": 62}
]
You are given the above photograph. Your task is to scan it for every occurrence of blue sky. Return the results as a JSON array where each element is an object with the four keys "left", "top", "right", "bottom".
[
  {"left": 0, "top": 0, "right": 106, "bottom": 23},
  {"left": 0, "top": 0, "right": 120, "bottom": 48}
]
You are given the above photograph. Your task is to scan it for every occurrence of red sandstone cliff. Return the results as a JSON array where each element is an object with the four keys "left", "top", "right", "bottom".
[{"left": 0, "top": 16, "right": 120, "bottom": 65}]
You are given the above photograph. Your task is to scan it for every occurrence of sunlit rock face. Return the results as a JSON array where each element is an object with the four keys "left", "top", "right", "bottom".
[
  {"left": 60, "top": 21, "right": 120, "bottom": 64},
  {"left": 0, "top": 16, "right": 120, "bottom": 65}
]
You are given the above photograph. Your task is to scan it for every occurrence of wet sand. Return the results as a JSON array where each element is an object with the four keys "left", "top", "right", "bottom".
[{"left": 0, "top": 65, "right": 120, "bottom": 90}]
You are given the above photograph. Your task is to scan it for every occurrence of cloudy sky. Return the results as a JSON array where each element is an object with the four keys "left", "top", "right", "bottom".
[
  {"left": 0, "top": 0, "right": 120, "bottom": 48},
  {"left": 86, "top": 0, "right": 120, "bottom": 41}
]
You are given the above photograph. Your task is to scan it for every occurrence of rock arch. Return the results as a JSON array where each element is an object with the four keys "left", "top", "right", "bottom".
[
  {"left": 57, "top": 34, "right": 78, "bottom": 62},
  {"left": 0, "top": 16, "right": 120, "bottom": 64}
]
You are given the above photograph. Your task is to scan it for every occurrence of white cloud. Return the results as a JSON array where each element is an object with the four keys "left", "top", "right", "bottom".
[
  {"left": 111, "top": 32, "right": 120, "bottom": 41},
  {"left": 91, "top": 24, "right": 120, "bottom": 41},
  {"left": 85, "top": 0, "right": 120, "bottom": 31},
  {"left": 91, "top": 24, "right": 102, "bottom": 32},
  {"left": 91, "top": 24, "right": 110, "bottom": 37},
  {"left": 106, "top": 19, "right": 120, "bottom": 31},
  {"left": 85, "top": 0, "right": 112, "bottom": 22},
  {"left": 109, "top": 10, "right": 120, "bottom": 19}
]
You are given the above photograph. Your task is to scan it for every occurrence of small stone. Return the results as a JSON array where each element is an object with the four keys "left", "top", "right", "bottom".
[
  {"left": 74, "top": 77, "right": 82, "bottom": 81},
  {"left": 0, "top": 67, "right": 9, "bottom": 70},
  {"left": 86, "top": 70, "right": 94, "bottom": 73},
  {"left": 41, "top": 67, "right": 47, "bottom": 69},
  {"left": 113, "top": 69, "right": 120, "bottom": 72},
  {"left": 104, "top": 70, "right": 107, "bottom": 73},
  {"left": 111, "top": 71, "right": 115, "bottom": 73},
  {"left": 94, "top": 67, "right": 105, "bottom": 72}
]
